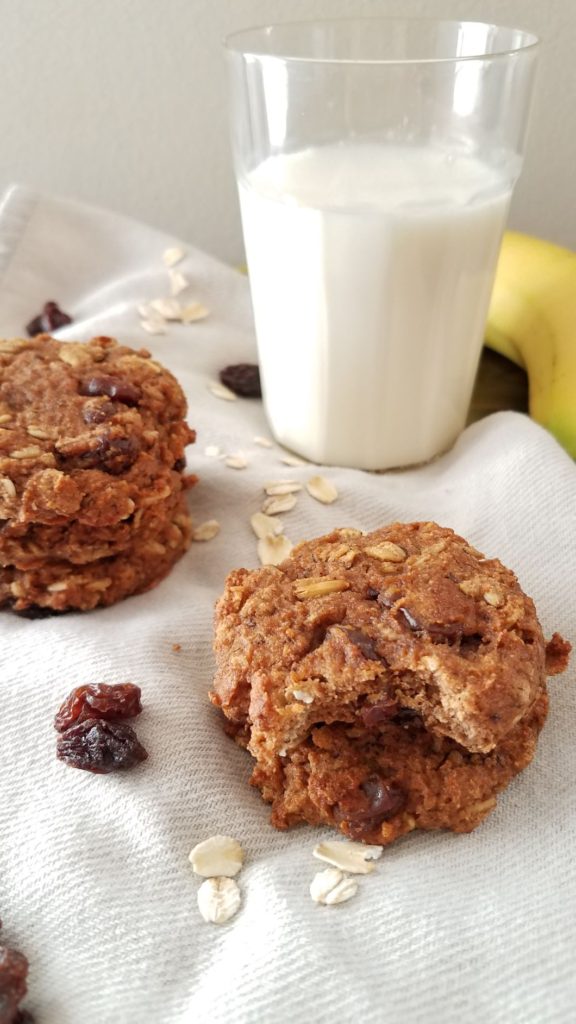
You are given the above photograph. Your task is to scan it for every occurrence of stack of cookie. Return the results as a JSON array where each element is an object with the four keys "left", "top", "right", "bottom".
[
  {"left": 0, "top": 334, "right": 195, "bottom": 614},
  {"left": 212, "top": 521, "right": 570, "bottom": 846}
]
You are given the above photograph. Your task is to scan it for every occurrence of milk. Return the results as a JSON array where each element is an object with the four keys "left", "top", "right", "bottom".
[{"left": 239, "top": 144, "right": 511, "bottom": 469}]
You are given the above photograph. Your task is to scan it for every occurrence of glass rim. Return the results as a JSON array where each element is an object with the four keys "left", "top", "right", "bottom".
[{"left": 224, "top": 17, "right": 540, "bottom": 65}]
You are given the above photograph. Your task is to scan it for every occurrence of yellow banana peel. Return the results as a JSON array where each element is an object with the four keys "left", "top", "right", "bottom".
[{"left": 485, "top": 230, "right": 576, "bottom": 456}]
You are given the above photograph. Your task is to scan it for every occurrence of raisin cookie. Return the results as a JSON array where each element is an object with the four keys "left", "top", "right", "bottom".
[
  {"left": 211, "top": 522, "right": 570, "bottom": 845},
  {"left": 1, "top": 494, "right": 192, "bottom": 614},
  {"left": 0, "top": 335, "right": 195, "bottom": 612}
]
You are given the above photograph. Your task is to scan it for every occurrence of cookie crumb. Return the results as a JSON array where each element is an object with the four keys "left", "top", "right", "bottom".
[{"left": 545, "top": 632, "right": 572, "bottom": 675}]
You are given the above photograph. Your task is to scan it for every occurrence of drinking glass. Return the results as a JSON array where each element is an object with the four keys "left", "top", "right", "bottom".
[{"left": 226, "top": 19, "right": 539, "bottom": 469}]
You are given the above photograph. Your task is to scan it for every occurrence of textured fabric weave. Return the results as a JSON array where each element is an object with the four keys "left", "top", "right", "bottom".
[{"left": 0, "top": 186, "right": 574, "bottom": 1024}]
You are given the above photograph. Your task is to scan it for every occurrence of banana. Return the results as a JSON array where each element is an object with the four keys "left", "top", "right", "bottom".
[{"left": 485, "top": 230, "right": 576, "bottom": 456}]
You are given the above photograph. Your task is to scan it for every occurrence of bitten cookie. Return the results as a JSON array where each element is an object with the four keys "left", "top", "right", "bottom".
[
  {"left": 211, "top": 522, "right": 570, "bottom": 845},
  {"left": 0, "top": 334, "right": 195, "bottom": 612}
]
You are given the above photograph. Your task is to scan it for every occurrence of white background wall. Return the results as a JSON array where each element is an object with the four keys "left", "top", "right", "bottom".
[{"left": 0, "top": 0, "right": 573, "bottom": 264}]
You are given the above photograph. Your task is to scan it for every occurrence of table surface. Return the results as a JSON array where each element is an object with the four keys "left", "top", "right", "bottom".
[{"left": 470, "top": 349, "right": 528, "bottom": 424}]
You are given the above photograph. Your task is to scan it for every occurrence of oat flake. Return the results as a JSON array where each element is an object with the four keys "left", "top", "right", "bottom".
[
  {"left": 149, "top": 298, "right": 183, "bottom": 320},
  {"left": 10, "top": 447, "right": 42, "bottom": 459},
  {"left": 208, "top": 382, "right": 237, "bottom": 402},
  {"left": 250, "top": 511, "right": 283, "bottom": 539},
  {"left": 261, "top": 493, "right": 298, "bottom": 516},
  {"left": 189, "top": 835, "right": 245, "bottom": 878},
  {"left": 225, "top": 454, "right": 248, "bottom": 470},
  {"left": 181, "top": 302, "right": 209, "bottom": 323},
  {"left": 280, "top": 454, "right": 307, "bottom": 467},
  {"left": 313, "top": 840, "right": 383, "bottom": 875},
  {"left": 169, "top": 269, "right": 189, "bottom": 296},
  {"left": 310, "top": 868, "right": 358, "bottom": 906},
  {"left": 291, "top": 689, "right": 314, "bottom": 704},
  {"left": 306, "top": 476, "right": 338, "bottom": 504},
  {"left": 257, "top": 533, "right": 293, "bottom": 566},
  {"left": 265, "top": 480, "right": 303, "bottom": 496},
  {"left": 192, "top": 520, "right": 220, "bottom": 542},
  {"left": 204, "top": 445, "right": 222, "bottom": 459},
  {"left": 140, "top": 320, "right": 167, "bottom": 336},
  {"left": 197, "top": 877, "right": 241, "bottom": 924},
  {"left": 162, "top": 246, "right": 186, "bottom": 268},
  {"left": 0, "top": 476, "right": 16, "bottom": 499}
]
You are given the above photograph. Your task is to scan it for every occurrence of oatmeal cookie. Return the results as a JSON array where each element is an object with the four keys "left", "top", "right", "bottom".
[
  {"left": 0, "top": 334, "right": 196, "bottom": 610},
  {"left": 0, "top": 335, "right": 194, "bottom": 516},
  {"left": 211, "top": 522, "right": 570, "bottom": 845},
  {"left": 0, "top": 464, "right": 190, "bottom": 567},
  {"left": 0, "top": 495, "right": 192, "bottom": 613}
]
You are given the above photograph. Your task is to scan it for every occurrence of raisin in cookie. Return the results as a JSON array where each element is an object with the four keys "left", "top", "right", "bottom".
[{"left": 211, "top": 522, "right": 570, "bottom": 845}]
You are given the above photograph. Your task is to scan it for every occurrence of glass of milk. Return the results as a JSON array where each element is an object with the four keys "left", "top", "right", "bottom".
[{"left": 226, "top": 19, "right": 539, "bottom": 470}]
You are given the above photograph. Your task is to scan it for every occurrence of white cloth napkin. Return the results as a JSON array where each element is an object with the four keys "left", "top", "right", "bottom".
[{"left": 0, "top": 185, "right": 574, "bottom": 1024}]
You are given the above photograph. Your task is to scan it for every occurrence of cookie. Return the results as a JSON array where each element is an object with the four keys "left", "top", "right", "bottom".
[
  {"left": 0, "top": 464, "right": 191, "bottom": 567},
  {"left": 0, "top": 335, "right": 194, "bottom": 515},
  {"left": 1, "top": 495, "right": 192, "bottom": 613},
  {"left": 211, "top": 522, "right": 570, "bottom": 844},
  {"left": 0, "top": 334, "right": 196, "bottom": 611}
]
